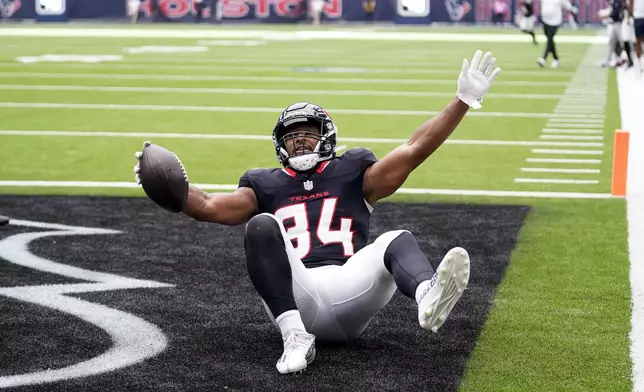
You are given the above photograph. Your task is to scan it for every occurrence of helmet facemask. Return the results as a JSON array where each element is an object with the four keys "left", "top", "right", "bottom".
[{"left": 275, "top": 118, "right": 337, "bottom": 172}]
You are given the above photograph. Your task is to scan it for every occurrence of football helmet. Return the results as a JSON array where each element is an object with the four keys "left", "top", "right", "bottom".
[{"left": 272, "top": 102, "right": 339, "bottom": 172}]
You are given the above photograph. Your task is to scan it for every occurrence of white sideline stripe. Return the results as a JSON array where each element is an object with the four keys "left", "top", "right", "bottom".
[
  {"left": 531, "top": 148, "right": 604, "bottom": 155},
  {"left": 0, "top": 180, "right": 618, "bottom": 199},
  {"left": 514, "top": 178, "right": 599, "bottom": 184},
  {"left": 555, "top": 108, "right": 605, "bottom": 114},
  {"left": 554, "top": 107, "right": 606, "bottom": 112},
  {"left": 548, "top": 118, "right": 605, "bottom": 123},
  {"left": 0, "top": 84, "right": 564, "bottom": 100},
  {"left": 6, "top": 56, "right": 563, "bottom": 69},
  {"left": 564, "top": 90, "right": 606, "bottom": 94},
  {"left": 0, "top": 72, "right": 568, "bottom": 87},
  {"left": 555, "top": 105, "right": 606, "bottom": 110},
  {"left": 526, "top": 158, "right": 602, "bottom": 163},
  {"left": 520, "top": 167, "right": 600, "bottom": 173},
  {"left": 540, "top": 135, "right": 604, "bottom": 140},
  {"left": 617, "top": 67, "right": 644, "bottom": 392},
  {"left": 546, "top": 123, "right": 606, "bottom": 129},
  {"left": 0, "top": 130, "right": 605, "bottom": 147},
  {"left": 0, "top": 62, "right": 574, "bottom": 77},
  {"left": 0, "top": 103, "right": 582, "bottom": 119},
  {"left": 542, "top": 129, "right": 604, "bottom": 134},
  {"left": 559, "top": 98, "right": 608, "bottom": 102},
  {"left": 0, "top": 27, "right": 609, "bottom": 44}
]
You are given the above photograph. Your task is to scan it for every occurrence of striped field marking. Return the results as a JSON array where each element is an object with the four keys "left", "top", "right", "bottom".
[
  {"left": 539, "top": 135, "right": 604, "bottom": 140},
  {"left": 514, "top": 178, "right": 599, "bottom": 184},
  {"left": 0, "top": 84, "right": 567, "bottom": 100},
  {"left": 526, "top": 158, "right": 602, "bottom": 164},
  {"left": 0, "top": 180, "right": 619, "bottom": 199},
  {"left": 531, "top": 148, "right": 604, "bottom": 155},
  {"left": 0, "top": 129, "right": 605, "bottom": 148},
  {"left": 541, "top": 129, "right": 604, "bottom": 134},
  {"left": 0, "top": 72, "right": 570, "bottom": 87},
  {"left": 0, "top": 103, "right": 592, "bottom": 119},
  {"left": 520, "top": 167, "right": 600, "bottom": 174}
]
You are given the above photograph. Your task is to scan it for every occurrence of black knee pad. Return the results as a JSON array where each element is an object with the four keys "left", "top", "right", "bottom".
[{"left": 245, "top": 214, "right": 283, "bottom": 244}]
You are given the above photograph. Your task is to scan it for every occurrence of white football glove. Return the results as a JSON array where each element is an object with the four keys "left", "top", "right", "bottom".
[
  {"left": 456, "top": 50, "right": 501, "bottom": 110},
  {"left": 133, "top": 140, "right": 152, "bottom": 185}
]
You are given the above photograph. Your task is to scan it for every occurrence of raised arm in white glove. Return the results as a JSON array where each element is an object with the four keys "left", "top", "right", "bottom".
[{"left": 456, "top": 50, "right": 501, "bottom": 110}]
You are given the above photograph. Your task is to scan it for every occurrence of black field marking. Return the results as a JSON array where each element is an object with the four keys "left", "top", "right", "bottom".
[{"left": 0, "top": 195, "right": 530, "bottom": 392}]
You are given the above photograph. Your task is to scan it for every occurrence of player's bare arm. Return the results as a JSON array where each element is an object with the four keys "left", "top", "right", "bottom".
[
  {"left": 362, "top": 50, "right": 501, "bottom": 205},
  {"left": 182, "top": 185, "right": 257, "bottom": 225}
]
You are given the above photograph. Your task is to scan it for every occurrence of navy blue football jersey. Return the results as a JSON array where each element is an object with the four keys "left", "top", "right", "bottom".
[{"left": 238, "top": 148, "right": 377, "bottom": 268}]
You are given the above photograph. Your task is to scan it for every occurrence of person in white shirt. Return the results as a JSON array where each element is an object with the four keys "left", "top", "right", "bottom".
[
  {"left": 310, "top": 0, "right": 325, "bottom": 25},
  {"left": 537, "top": 0, "right": 578, "bottom": 68}
]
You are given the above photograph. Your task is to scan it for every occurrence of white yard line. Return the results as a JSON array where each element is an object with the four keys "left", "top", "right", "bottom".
[
  {"left": 541, "top": 129, "right": 604, "bottom": 134},
  {"left": 519, "top": 43, "right": 607, "bottom": 186},
  {"left": 0, "top": 103, "right": 589, "bottom": 119},
  {"left": 545, "top": 123, "right": 607, "bottom": 128},
  {"left": 514, "top": 178, "right": 599, "bottom": 184},
  {"left": 0, "top": 62, "right": 574, "bottom": 77},
  {"left": 0, "top": 130, "right": 604, "bottom": 147},
  {"left": 531, "top": 148, "right": 604, "bottom": 155},
  {"left": 520, "top": 167, "right": 600, "bottom": 173},
  {"left": 548, "top": 118, "right": 605, "bottom": 123},
  {"left": 0, "top": 27, "right": 608, "bottom": 44},
  {"left": 0, "top": 72, "right": 569, "bottom": 87},
  {"left": 0, "top": 84, "right": 564, "bottom": 100},
  {"left": 539, "top": 135, "right": 604, "bottom": 140},
  {"left": 526, "top": 158, "right": 602, "bottom": 164},
  {"left": 0, "top": 180, "right": 618, "bottom": 199},
  {"left": 617, "top": 67, "right": 644, "bottom": 392}
]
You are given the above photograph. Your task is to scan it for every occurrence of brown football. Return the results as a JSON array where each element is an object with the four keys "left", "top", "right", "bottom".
[{"left": 138, "top": 143, "right": 189, "bottom": 213}]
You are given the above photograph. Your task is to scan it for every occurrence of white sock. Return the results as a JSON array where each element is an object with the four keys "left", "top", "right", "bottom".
[
  {"left": 275, "top": 309, "right": 306, "bottom": 337},
  {"left": 414, "top": 279, "right": 433, "bottom": 304}
]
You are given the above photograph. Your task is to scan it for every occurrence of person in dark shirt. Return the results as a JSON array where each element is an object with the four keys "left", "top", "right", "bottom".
[
  {"left": 363, "top": 0, "right": 376, "bottom": 23},
  {"left": 135, "top": 51, "right": 501, "bottom": 374}
]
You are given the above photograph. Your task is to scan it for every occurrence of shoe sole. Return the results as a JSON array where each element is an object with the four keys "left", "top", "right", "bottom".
[
  {"left": 278, "top": 346, "right": 316, "bottom": 375},
  {"left": 420, "top": 247, "right": 470, "bottom": 333}
]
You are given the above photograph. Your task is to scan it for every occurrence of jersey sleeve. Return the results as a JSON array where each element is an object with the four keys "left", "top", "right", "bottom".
[
  {"left": 341, "top": 147, "right": 378, "bottom": 173},
  {"left": 238, "top": 170, "right": 254, "bottom": 189},
  {"left": 237, "top": 169, "right": 265, "bottom": 212}
]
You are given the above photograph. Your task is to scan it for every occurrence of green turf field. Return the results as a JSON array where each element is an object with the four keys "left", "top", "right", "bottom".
[{"left": 0, "top": 25, "right": 632, "bottom": 391}]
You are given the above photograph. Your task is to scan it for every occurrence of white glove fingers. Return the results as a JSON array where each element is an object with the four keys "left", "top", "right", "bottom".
[
  {"left": 489, "top": 67, "right": 502, "bottom": 83},
  {"left": 133, "top": 164, "right": 140, "bottom": 174},
  {"left": 469, "top": 50, "right": 482, "bottom": 73},
  {"left": 135, "top": 151, "right": 142, "bottom": 160},
  {"left": 478, "top": 51, "right": 492, "bottom": 73},
  {"left": 135, "top": 173, "right": 141, "bottom": 185},
  {"left": 484, "top": 58, "right": 497, "bottom": 77},
  {"left": 143, "top": 140, "right": 151, "bottom": 148},
  {"left": 461, "top": 58, "right": 469, "bottom": 74}
]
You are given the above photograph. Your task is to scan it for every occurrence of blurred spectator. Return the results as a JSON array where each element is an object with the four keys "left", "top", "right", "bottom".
[
  {"left": 363, "top": 0, "right": 376, "bottom": 23},
  {"left": 310, "top": 0, "right": 324, "bottom": 25},
  {"left": 634, "top": 0, "right": 644, "bottom": 65},
  {"left": 128, "top": 0, "right": 142, "bottom": 23},
  {"left": 517, "top": 0, "right": 537, "bottom": 44},
  {"left": 492, "top": 0, "right": 508, "bottom": 24},
  {"left": 195, "top": 0, "right": 208, "bottom": 23},
  {"left": 537, "top": 0, "right": 578, "bottom": 68}
]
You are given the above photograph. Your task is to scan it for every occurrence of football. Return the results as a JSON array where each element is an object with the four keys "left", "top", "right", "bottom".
[{"left": 138, "top": 143, "right": 189, "bottom": 213}]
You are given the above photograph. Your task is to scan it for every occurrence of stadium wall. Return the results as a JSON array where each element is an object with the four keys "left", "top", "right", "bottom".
[{"left": 2, "top": 0, "right": 605, "bottom": 25}]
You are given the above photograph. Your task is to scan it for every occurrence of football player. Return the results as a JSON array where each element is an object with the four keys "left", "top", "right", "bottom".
[
  {"left": 134, "top": 50, "right": 500, "bottom": 374},
  {"left": 518, "top": 0, "right": 538, "bottom": 44}
]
